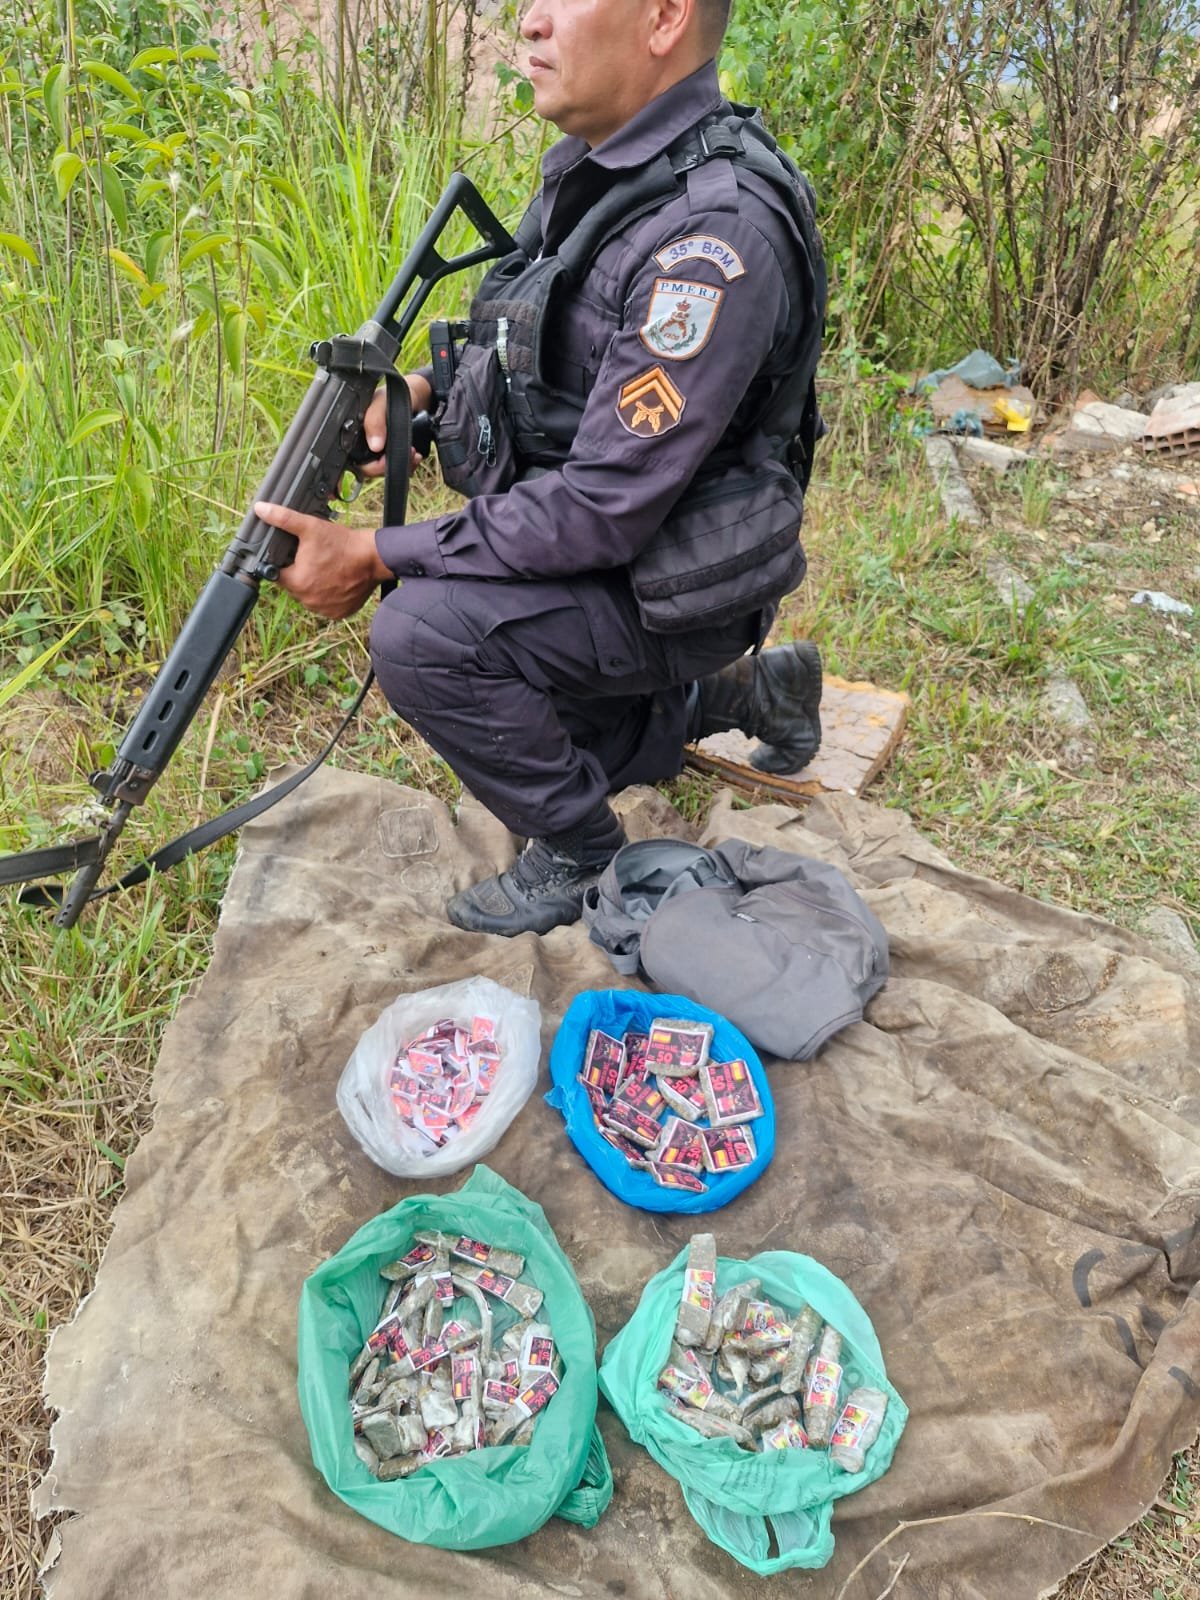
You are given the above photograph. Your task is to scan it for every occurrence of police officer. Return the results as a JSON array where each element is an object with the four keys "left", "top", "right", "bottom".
[{"left": 255, "top": 0, "right": 826, "bottom": 938}]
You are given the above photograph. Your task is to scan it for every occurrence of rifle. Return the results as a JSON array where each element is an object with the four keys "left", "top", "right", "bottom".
[{"left": 1, "top": 175, "right": 515, "bottom": 929}]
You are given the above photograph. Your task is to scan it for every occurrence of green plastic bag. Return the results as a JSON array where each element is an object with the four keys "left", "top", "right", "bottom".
[
  {"left": 599, "top": 1247, "right": 907, "bottom": 1575},
  {"left": 298, "top": 1165, "right": 613, "bottom": 1549}
]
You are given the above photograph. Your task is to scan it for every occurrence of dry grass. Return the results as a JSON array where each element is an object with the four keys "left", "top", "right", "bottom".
[
  {"left": 1054, "top": 1447, "right": 1200, "bottom": 1600},
  {"left": 0, "top": 643, "right": 462, "bottom": 1598},
  {"left": 2, "top": 1052, "right": 157, "bottom": 1595}
]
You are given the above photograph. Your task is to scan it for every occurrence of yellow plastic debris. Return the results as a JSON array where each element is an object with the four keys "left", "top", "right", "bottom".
[{"left": 993, "top": 395, "right": 1032, "bottom": 432}]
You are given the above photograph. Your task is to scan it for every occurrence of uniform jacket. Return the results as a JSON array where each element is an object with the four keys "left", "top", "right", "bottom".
[{"left": 376, "top": 61, "right": 825, "bottom": 635}]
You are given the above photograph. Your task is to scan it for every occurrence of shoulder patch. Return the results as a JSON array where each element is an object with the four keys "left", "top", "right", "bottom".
[
  {"left": 616, "top": 366, "right": 686, "bottom": 438},
  {"left": 639, "top": 277, "right": 724, "bottom": 361},
  {"left": 653, "top": 234, "right": 746, "bottom": 280}
]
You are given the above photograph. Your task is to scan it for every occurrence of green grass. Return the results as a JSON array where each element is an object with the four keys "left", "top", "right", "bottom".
[{"left": 784, "top": 415, "right": 1200, "bottom": 927}]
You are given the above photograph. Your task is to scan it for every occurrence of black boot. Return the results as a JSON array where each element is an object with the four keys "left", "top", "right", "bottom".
[
  {"left": 688, "top": 641, "right": 823, "bottom": 775},
  {"left": 445, "top": 802, "right": 627, "bottom": 937}
]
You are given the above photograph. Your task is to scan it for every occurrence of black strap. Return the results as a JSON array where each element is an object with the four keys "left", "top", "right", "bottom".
[
  {"left": 556, "top": 152, "right": 680, "bottom": 279},
  {"left": 512, "top": 194, "right": 543, "bottom": 260},
  {"left": 0, "top": 837, "right": 100, "bottom": 889},
  {"left": 14, "top": 357, "right": 413, "bottom": 911},
  {"left": 16, "top": 678, "right": 377, "bottom": 911}
]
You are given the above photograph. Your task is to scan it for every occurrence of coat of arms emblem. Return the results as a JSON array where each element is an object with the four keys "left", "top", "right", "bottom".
[{"left": 639, "top": 277, "right": 725, "bottom": 362}]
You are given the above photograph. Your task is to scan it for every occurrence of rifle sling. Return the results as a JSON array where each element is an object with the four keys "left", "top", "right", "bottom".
[{"left": 15, "top": 363, "right": 413, "bottom": 913}]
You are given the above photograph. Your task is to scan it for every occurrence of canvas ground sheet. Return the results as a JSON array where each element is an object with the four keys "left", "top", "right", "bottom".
[{"left": 37, "top": 767, "right": 1200, "bottom": 1599}]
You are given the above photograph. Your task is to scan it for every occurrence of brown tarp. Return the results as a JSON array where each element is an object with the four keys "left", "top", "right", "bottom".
[{"left": 37, "top": 768, "right": 1200, "bottom": 1598}]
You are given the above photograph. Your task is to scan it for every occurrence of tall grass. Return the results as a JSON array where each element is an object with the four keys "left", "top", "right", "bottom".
[{"left": 0, "top": 0, "right": 536, "bottom": 675}]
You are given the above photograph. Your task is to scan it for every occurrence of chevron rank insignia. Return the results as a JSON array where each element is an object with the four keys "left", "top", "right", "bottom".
[{"left": 616, "top": 365, "right": 686, "bottom": 438}]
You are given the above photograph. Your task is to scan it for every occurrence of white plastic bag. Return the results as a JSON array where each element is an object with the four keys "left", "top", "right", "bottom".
[{"left": 336, "top": 976, "right": 542, "bottom": 1177}]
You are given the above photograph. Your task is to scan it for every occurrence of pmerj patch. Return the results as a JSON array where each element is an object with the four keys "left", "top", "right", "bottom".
[
  {"left": 653, "top": 233, "right": 746, "bottom": 279},
  {"left": 639, "top": 278, "right": 724, "bottom": 361},
  {"left": 616, "top": 365, "right": 686, "bottom": 438}
]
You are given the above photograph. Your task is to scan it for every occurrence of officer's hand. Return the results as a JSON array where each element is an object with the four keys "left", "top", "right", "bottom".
[
  {"left": 359, "top": 373, "right": 434, "bottom": 479},
  {"left": 254, "top": 502, "right": 392, "bottom": 619}
]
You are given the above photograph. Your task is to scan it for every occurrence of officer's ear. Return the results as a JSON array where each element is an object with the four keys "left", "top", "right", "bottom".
[{"left": 646, "top": 0, "right": 700, "bottom": 62}]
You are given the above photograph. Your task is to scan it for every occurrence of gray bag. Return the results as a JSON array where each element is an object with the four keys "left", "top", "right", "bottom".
[{"left": 582, "top": 838, "right": 889, "bottom": 1060}]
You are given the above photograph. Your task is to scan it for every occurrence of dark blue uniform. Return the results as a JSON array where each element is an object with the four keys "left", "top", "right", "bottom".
[{"left": 369, "top": 62, "right": 822, "bottom": 838}]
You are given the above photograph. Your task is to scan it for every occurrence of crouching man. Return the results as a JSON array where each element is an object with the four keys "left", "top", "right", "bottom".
[{"left": 256, "top": 0, "right": 826, "bottom": 937}]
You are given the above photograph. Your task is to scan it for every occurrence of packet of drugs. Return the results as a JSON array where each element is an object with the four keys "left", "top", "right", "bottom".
[
  {"left": 450, "top": 1236, "right": 526, "bottom": 1279},
  {"left": 675, "top": 1233, "right": 717, "bottom": 1347},
  {"left": 700, "top": 1123, "right": 757, "bottom": 1172},
  {"left": 668, "top": 1403, "right": 757, "bottom": 1448},
  {"left": 648, "top": 1161, "right": 709, "bottom": 1193},
  {"left": 405, "top": 1047, "right": 444, "bottom": 1077},
  {"left": 483, "top": 1377, "right": 519, "bottom": 1410},
  {"left": 741, "top": 1300, "right": 787, "bottom": 1335},
  {"left": 617, "top": 1031, "right": 649, "bottom": 1090},
  {"left": 830, "top": 1386, "right": 888, "bottom": 1472},
  {"left": 580, "top": 1029, "right": 624, "bottom": 1096},
  {"left": 645, "top": 1017, "right": 713, "bottom": 1075},
  {"left": 700, "top": 1058, "right": 763, "bottom": 1127},
  {"left": 761, "top": 1417, "right": 810, "bottom": 1451},
  {"left": 604, "top": 1075, "right": 667, "bottom": 1146},
  {"left": 614, "top": 1076, "right": 666, "bottom": 1118},
  {"left": 603, "top": 1103, "right": 663, "bottom": 1148},
  {"left": 520, "top": 1324, "right": 556, "bottom": 1372},
  {"left": 459, "top": 1263, "right": 544, "bottom": 1320},
  {"left": 474, "top": 1053, "right": 501, "bottom": 1095},
  {"left": 580, "top": 1078, "right": 608, "bottom": 1128},
  {"left": 654, "top": 1116, "right": 706, "bottom": 1173},
  {"left": 803, "top": 1338, "right": 844, "bottom": 1448},
  {"left": 657, "top": 1363, "right": 717, "bottom": 1410},
  {"left": 601, "top": 1125, "right": 651, "bottom": 1166},
  {"left": 451, "top": 1351, "right": 480, "bottom": 1404},
  {"left": 365, "top": 1314, "right": 410, "bottom": 1362},
  {"left": 512, "top": 1370, "right": 559, "bottom": 1417},
  {"left": 395, "top": 1336, "right": 448, "bottom": 1376},
  {"left": 656, "top": 1073, "right": 709, "bottom": 1122},
  {"left": 492, "top": 1371, "right": 561, "bottom": 1442}
]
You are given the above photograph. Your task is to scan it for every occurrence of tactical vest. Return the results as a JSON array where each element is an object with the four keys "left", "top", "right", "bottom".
[{"left": 433, "top": 105, "right": 827, "bottom": 632}]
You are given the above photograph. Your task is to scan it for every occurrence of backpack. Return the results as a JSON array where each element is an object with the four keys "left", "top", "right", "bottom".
[{"left": 582, "top": 838, "right": 888, "bottom": 1060}]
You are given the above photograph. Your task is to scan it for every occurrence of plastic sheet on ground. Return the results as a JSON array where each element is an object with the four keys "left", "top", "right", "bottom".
[{"left": 36, "top": 767, "right": 1200, "bottom": 1599}]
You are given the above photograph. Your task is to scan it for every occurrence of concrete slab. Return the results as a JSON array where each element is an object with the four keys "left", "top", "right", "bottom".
[{"left": 685, "top": 673, "right": 910, "bottom": 800}]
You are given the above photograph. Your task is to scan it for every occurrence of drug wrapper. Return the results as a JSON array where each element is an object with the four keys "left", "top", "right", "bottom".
[
  {"left": 645, "top": 1017, "right": 713, "bottom": 1075},
  {"left": 700, "top": 1123, "right": 757, "bottom": 1171},
  {"left": 674, "top": 1232, "right": 717, "bottom": 1347},
  {"left": 761, "top": 1418, "right": 810, "bottom": 1450},
  {"left": 700, "top": 1058, "right": 763, "bottom": 1126},
  {"left": 580, "top": 1029, "right": 625, "bottom": 1096},
  {"left": 656, "top": 1074, "right": 708, "bottom": 1122},
  {"left": 655, "top": 1116, "right": 706, "bottom": 1172},
  {"left": 830, "top": 1386, "right": 888, "bottom": 1472},
  {"left": 648, "top": 1161, "right": 709, "bottom": 1192}
]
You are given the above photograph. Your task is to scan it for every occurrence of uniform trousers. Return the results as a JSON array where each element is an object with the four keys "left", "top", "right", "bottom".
[{"left": 368, "top": 572, "right": 761, "bottom": 838}]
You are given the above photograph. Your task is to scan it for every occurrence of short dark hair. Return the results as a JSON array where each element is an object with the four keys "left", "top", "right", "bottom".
[{"left": 697, "top": 0, "right": 733, "bottom": 52}]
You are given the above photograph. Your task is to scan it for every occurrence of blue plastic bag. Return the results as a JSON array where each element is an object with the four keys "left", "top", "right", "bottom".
[{"left": 546, "top": 989, "right": 774, "bottom": 1213}]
